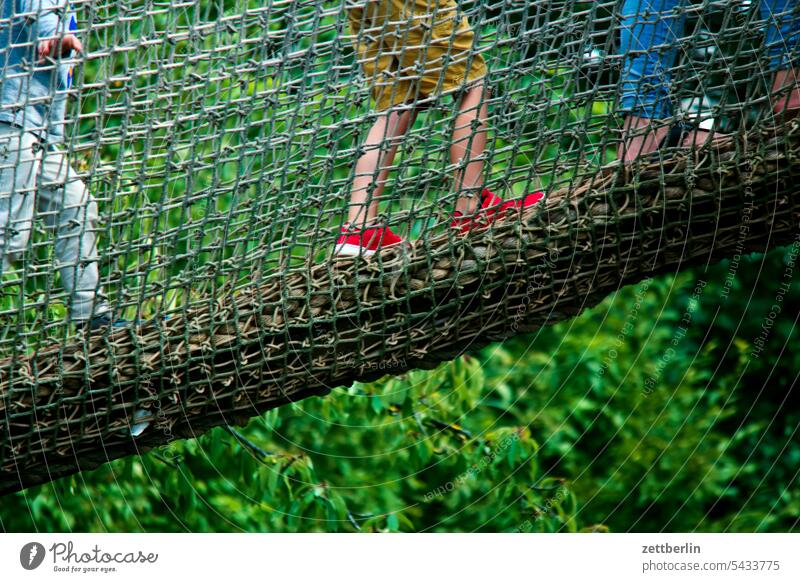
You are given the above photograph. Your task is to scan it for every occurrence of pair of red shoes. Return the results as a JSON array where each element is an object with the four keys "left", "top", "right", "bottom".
[{"left": 334, "top": 189, "right": 544, "bottom": 257}]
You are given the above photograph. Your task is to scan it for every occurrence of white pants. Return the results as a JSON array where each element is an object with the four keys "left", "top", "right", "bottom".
[{"left": 0, "top": 122, "right": 109, "bottom": 321}]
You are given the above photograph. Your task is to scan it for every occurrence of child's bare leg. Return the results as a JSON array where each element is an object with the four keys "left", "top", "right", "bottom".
[
  {"left": 348, "top": 108, "right": 416, "bottom": 228},
  {"left": 617, "top": 116, "right": 671, "bottom": 162},
  {"left": 451, "top": 81, "right": 490, "bottom": 215},
  {"left": 618, "top": 115, "right": 726, "bottom": 162},
  {"left": 772, "top": 67, "right": 800, "bottom": 118}
]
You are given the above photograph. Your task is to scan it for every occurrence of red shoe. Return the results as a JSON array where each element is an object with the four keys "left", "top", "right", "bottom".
[
  {"left": 451, "top": 188, "right": 544, "bottom": 233},
  {"left": 334, "top": 226, "right": 404, "bottom": 256}
]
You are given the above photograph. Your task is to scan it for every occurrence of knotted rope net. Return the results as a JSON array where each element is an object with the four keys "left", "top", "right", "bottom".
[{"left": 0, "top": 0, "right": 798, "bottom": 494}]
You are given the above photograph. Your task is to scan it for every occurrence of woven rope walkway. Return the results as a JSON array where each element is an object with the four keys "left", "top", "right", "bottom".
[{"left": 1, "top": 120, "right": 798, "bottom": 495}]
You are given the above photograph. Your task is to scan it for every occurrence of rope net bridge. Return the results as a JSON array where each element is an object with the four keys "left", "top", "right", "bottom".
[{"left": 0, "top": 0, "right": 798, "bottom": 495}]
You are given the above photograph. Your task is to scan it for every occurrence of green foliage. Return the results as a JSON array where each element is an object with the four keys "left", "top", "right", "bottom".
[
  {"left": 2, "top": 246, "right": 797, "bottom": 532},
  {"left": 0, "top": 0, "right": 797, "bottom": 534}
]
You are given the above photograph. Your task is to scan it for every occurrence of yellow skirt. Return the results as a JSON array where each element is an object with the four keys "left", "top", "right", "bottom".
[{"left": 346, "top": 0, "right": 488, "bottom": 111}]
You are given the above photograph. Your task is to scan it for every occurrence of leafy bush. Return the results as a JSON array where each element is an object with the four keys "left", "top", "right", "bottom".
[{"left": 3, "top": 246, "right": 797, "bottom": 532}]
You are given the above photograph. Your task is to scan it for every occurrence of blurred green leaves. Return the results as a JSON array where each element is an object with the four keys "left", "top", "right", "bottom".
[{"left": 3, "top": 247, "right": 797, "bottom": 532}]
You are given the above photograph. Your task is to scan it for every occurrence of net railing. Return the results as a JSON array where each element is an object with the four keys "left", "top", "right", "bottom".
[{"left": 0, "top": 0, "right": 799, "bottom": 494}]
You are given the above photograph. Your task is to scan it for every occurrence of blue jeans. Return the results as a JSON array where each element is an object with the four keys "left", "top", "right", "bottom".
[{"left": 620, "top": 0, "right": 800, "bottom": 118}]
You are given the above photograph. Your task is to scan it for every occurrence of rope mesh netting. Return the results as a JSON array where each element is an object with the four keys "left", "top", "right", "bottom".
[{"left": 0, "top": 0, "right": 799, "bottom": 494}]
